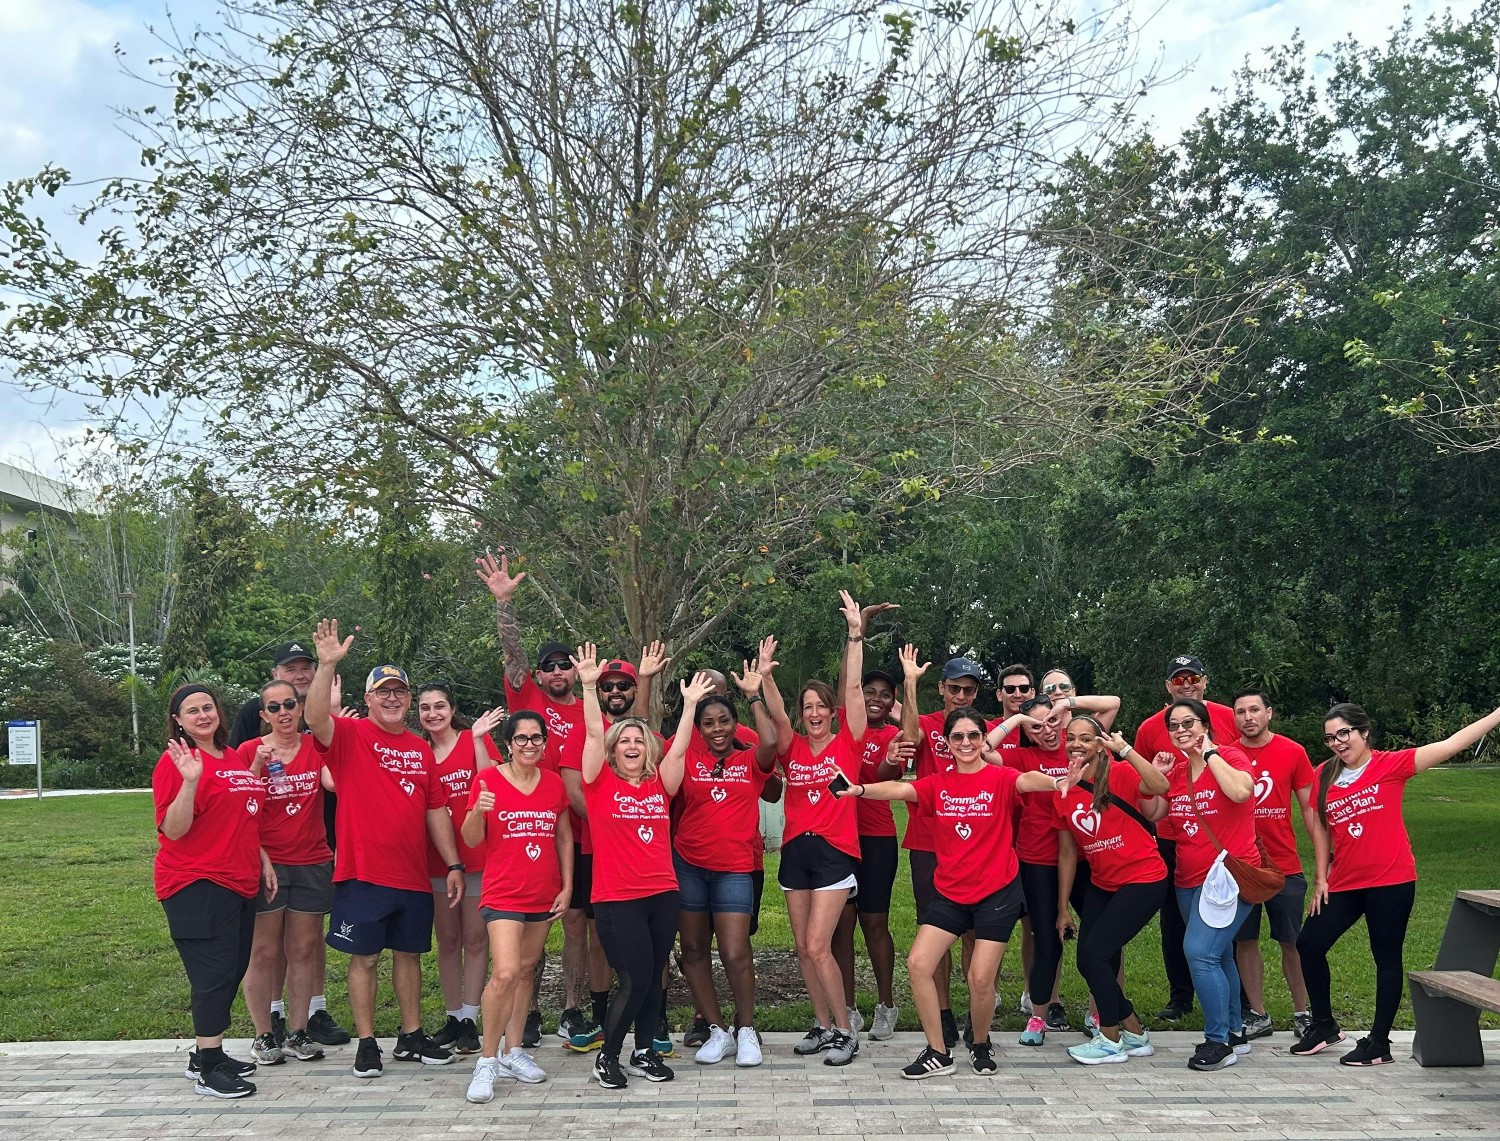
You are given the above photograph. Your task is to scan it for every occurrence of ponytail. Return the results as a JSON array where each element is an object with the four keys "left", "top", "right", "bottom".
[{"left": 1316, "top": 757, "right": 1344, "bottom": 827}]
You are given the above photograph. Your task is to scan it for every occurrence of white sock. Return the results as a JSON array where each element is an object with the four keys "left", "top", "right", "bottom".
[
  {"left": 460, "top": 1004, "right": 479, "bottom": 1022},
  {"left": 1295, "top": 1009, "right": 1309, "bottom": 1018},
  {"left": 270, "top": 1000, "right": 286, "bottom": 1017},
  {"left": 309, "top": 994, "right": 326, "bottom": 1014},
  {"left": 447, "top": 1007, "right": 462, "bottom": 1020}
]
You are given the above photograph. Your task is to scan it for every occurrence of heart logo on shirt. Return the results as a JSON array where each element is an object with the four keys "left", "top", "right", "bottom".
[
  {"left": 399, "top": 779, "right": 415, "bottom": 797},
  {"left": 710, "top": 786, "right": 727, "bottom": 803},
  {"left": 808, "top": 790, "right": 821, "bottom": 805},
  {"left": 638, "top": 825, "right": 655, "bottom": 844},
  {"left": 285, "top": 802, "right": 301, "bottom": 816},
  {"left": 1070, "top": 805, "right": 1101, "bottom": 838},
  {"left": 1347, "top": 821, "right": 1363, "bottom": 839},
  {"left": 1183, "top": 820, "right": 1199, "bottom": 837},
  {"left": 525, "top": 842, "right": 542, "bottom": 861},
  {"left": 246, "top": 800, "right": 259, "bottom": 816},
  {"left": 955, "top": 821, "right": 972, "bottom": 840},
  {"left": 1254, "top": 772, "right": 1274, "bottom": 804}
]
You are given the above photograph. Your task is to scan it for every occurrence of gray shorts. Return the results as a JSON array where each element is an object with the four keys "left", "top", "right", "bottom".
[
  {"left": 430, "top": 872, "right": 483, "bottom": 899},
  {"left": 258, "top": 861, "right": 334, "bottom": 915},
  {"left": 1234, "top": 873, "right": 1307, "bottom": 944}
]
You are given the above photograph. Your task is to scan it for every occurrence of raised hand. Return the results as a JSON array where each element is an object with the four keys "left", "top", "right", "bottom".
[
  {"left": 860, "top": 602, "right": 900, "bottom": 632},
  {"left": 730, "top": 660, "right": 763, "bottom": 696},
  {"left": 1015, "top": 712, "right": 1050, "bottom": 735},
  {"left": 473, "top": 787, "right": 497, "bottom": 814},
  {"left": 898, "top": 642, "right": 930, "bottom": 680},
  {"left": 472, "top": 707, "right": 507, "bottom": 738},
  {"left": 1151, "top": 750, "right": 1177, "bottom": 776},
  {"left": 680, "top": 670, "right": 716, "bottom": 706},
  {"left": 756, "top": 635, "right": 780, "bottom": 676},
  {"left": 638, "top": 640, "right": 672, "bottom": 680},
  {"left": 885, "top": 738, "right": 916, "bottom": 768},
  {"left": 1065, "top": 753, "right": 1089, "bottom": 789},
  {"left": 572, "top": 643, "right": 601, "bottom": 686},
  {"left": 838, "top": 589, "right": 863, "bottom": 633},
  {"left": 312, "top": 618, "right": 353, "bottom": 664},
  {"left": 474, "top": 550, "right": 526, "bottom": 602},
  {"left": 1105, "top": 730, "right": 1130, "bottom": 757},
  {"left": 250, "top": 742, "right": 274, "bottom": 776},
  {"left": 167, "top": 737, "right": 202, "bottom": 783}
]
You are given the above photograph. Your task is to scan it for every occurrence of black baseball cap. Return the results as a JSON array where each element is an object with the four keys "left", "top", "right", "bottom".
[
  {"left": 272, "top": 641, "right": 315, "bottom": 667},
  {"left": 861, "top": 667, "right": 899, "bottom": 689},
  {"left": 535, "top": 641, "right": 572, "bottom": 668},
  {"left": 1165, "top": 654, "right": 1207, "bottom": 679}
]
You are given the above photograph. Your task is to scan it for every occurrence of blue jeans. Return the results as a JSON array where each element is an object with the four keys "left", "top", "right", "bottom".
[{"left": 1177, "top": 886, "right": 1252, "bottom": 1043}]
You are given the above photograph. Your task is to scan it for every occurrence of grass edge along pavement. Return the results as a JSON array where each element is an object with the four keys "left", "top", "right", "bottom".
[{"left": 2, "top": 768, "right": 1498, "bottom": 1042}]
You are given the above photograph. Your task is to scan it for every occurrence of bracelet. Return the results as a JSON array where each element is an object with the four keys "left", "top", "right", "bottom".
[
  {"left": 847, "top": 634, "right": 864, "bottom": 643},
  {"left": 854, "top": 784, "right": 865, "bottom": 797},
  {"left": 447, "top": 863, "right": 465, "bottom": 873},
  {"left": 747, "top": 694, "right": 765, "bottom": 705},
  {"left": 1117, "top": 744, "right": 1131, "bottom": 758},
  {"left": 1051, "top": 775, "right": 1065, "bottom": 790}
]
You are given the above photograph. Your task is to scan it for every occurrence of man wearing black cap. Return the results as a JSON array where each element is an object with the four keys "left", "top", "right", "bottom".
[
  {"left": 1132, "top": 654, "right": 1240, "bottom": 1022},
  {"left": 227, "top": 640, "right": 352, "bottom": 1049}
]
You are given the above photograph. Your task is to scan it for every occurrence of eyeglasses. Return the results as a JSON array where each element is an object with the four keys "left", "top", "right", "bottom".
[
  {"left": 265, "top": 699, "right": 300, "bottom": 714},
  {"left": 1169, "top": 673, "right": 1204, "bottom": 686},
  {"left": 948, "top": 730, "right": 985, "bottom": 743},
  {"left": 1322, "top": 726, "right": 1358, "bottom": 745},
  {"left": 1166, "top": 717, "right": 1200, "bottom": 731},
  {"left": 599, "top": 680, "right": 634, "bottom": 694},
  {"left": 537, "top": 659, "right": 572, "bottom": 673},
  {"left": 511, "top": 733, "right": 546, "bottom": 747},
  {"left": 1042, "top": 681, "right": 1074, "bottom": 695},
  {"left": 944, "top": 682, "right": 979, "bottom": 696},
  {"left": 1001, "top": 683, "right": 1034, "bottom": 694},
  {"left": 374, "top": 687, "right": 410, "bottom": 699}
]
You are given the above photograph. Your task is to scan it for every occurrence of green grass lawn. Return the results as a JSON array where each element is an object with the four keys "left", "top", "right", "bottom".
[{"left": 3, "top": 767, "right": 1498, "bottom": 1041}]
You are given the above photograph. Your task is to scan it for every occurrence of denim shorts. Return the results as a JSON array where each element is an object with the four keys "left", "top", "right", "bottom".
[{"left": 673, "top": 851, "right": 755, "bottom": 915}]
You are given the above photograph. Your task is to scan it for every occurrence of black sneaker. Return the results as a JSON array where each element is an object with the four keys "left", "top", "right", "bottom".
[
  {"left": 352, "top": 1036, "right": 383, "bottom": 1079},
  {"left": 1044, "top": 1002, "right": 1070, "bottom": 1032},
  {"left": 900, "top": 1045, "right": 955, "bottom": 1080},
  {"left": 1229, "top": 1028, "right": 1251, "bottom": 1056},
  {"left": 1156, "top": 1000, "right": 1192, "bottom": 1021},
  {"left": 270, "top": 1011, "right": 287, "bottom": 1048},
  {"left": 793, "top": 1025, "right": 837, "bottom": 1055},
  {"left": 452, "top": 1017, "right": 480, "bottom": 1054},
  {"left": 1290, "top": 1020, "right": 1346, "bottom": 1057},
  {"left": 969, "top": 1040, "right": 997, "bottom": 1075},
  {"left": 307, "top": 1009, "right": 352, "bottom": 1046},
  {"left": 595, "top": 1051, "right": 627, "bottom": 1089},
  {"left": 183, "top": 1050, "right": 256, "bottom": 1080},
  {"left": 940, "top": 1008, "right": 959, "bottom": 1050},
  {"left": 393, "top": 1028, "right": 455, "bottom": 1065},
  {"left": 1187, "top": 1040, "right": 1237, "bottom": 1071},
  {"left": 626, "top": 1048, "right": 675, "bottom": 1082},
  {"left": 557, "top": 1007, "right": 585, "bottom": 1041},
  {"left": 1339, "top": 1036, "right": 1393, "bottom": 1067},
  {"left": 523, "top": 1010, "right": 542, "bottom": 1049},
  {"left": 431, "top": 1014, "right": 465, "bottom": 1048},
  {"left": 194, "top": 1060, "right": 257, "bottom": 1099},
  {"left": 683, "top": 1013, "right": 711, "bottom": 1048}
]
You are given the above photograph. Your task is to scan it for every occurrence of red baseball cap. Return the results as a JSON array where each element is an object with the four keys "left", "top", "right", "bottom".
[{"left": 600, "top": 659, "right": 638, "bottom": 684}]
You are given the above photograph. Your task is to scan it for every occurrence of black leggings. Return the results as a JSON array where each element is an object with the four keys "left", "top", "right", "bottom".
[
  {"left": 1296, "top": 880, "right": 1415, "bottom": 1043},
  {"left": 1157, "top": 838, "right": 1193, "bottom": 1006},
  {"left": 594, "top": 891, "right": 679, "bottom": 1057},
  {"left": 1020, "top": 860, "right": 1090, "bottom": 1004},
  {"left": 161, "top": 879, "right": 256, "bottom": 1037},
  {"left": 1076, "top": 877, "right": 1167, "bottom": 1027}
]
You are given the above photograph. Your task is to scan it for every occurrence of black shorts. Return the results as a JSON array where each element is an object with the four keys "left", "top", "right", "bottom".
[
  {"left": 854, "top": 835, "right": 898, "bottom": 914},
  {"left": 1234, "top": 873, "right": 1307, "bottom": 944},
  {"left": 778, "top": 832, "right": 857, "bottom": 892},
  {"left": 908, "top": 848, "right": 938, "bottom": 925},
  {"left": 257, "top": 860, "right": 334, "bottom": 915},
  {"left": 326, "top": 880, "right": 434, "bottom": 955},
  {"left": 569, "top": 848, "right": 594, "bottom": 918},
  {"left": 481, "top": 907, "right": 554, "bottom": 924},
  {"left": 924, "top": 877, "right": 1024, "bottom": 944}
]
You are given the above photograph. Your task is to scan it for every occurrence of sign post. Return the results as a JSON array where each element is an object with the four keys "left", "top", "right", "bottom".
[{"left": 7, "top": 720, "right": 42, "bottom": 799}]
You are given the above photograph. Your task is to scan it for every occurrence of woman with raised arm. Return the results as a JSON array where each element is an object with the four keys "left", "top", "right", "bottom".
[
  {"left": 1291, "top": 701, "right": 1500, "bottom": 1067},
  {"left": 154, "top": 683, "right": 276, "bottom": 1100},
  {"left": 461, "top": 710, "right": 573, "bottom": 1101},
  {"left": 1050, "top": 716, "right": 1171, "bottom": 1065},
  {"left": 758, "top": 591, "right": 869, "bottom": 1067},
  {"left": 673, "top": 660, "right": 779, "bottom": 1068},
  {"left": 842, "top": 706, "right": 1058, "bottom": 1078},
  {"left": 577, "top": 643, "right": 707, "bottom": 1090}
]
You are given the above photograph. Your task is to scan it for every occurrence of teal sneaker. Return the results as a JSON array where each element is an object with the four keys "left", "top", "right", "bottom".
[
  {"left": 1120, "top": 1029, "right": 1154, "bottom": 1057},
  {"left": 1067, "top": 1034, "right": 1128, "bottom": 1065},
  {"left": 1018, "top": 1016, "right": 1046, "bottom": 1046}
]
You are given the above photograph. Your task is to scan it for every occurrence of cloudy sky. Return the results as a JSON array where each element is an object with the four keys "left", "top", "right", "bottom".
[{"left": 0, "top": 0, "right": 1482, "bottom": 480}]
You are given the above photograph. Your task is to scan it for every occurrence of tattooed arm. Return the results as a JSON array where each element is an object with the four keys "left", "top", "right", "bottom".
[{"left": 475, "top": 551, "right": 529, "bottom": 690}]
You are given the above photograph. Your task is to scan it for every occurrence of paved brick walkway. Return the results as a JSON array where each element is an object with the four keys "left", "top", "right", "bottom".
[{"left": 2, "top": 1030, "right": 1497, "bottom": 1139}]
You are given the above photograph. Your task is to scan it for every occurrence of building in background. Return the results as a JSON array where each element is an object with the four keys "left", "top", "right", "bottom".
[{"left": 0, "top": 462, "right": 82, "bottom": 591}]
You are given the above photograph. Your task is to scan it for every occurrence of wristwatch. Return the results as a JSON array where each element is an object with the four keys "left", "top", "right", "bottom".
[{"left": 447, "top": 863, "right": 465, "bottom": 873}]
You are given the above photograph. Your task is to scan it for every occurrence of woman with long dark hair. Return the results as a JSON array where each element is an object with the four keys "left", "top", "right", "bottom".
[{"left": 1291, "top": 700, "right": 1500, "bottom": 1066}]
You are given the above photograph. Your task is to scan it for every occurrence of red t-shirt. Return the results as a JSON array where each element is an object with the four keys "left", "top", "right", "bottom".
[
  {"left": 235, "top": 735, "right": 331, "bottom": 866},
  {"left": 467, "top": 766, "right": 570, "bottom": 912},
  {"left": 426, "top": 730, "right": 493, "bottom": 878},
  {"left": 1006, "top": 744, "right": 1069, "bottom": 865},
  {"left": 317, "top": 717, "right": 444, "bottom": 893},
  {"left": 912, "top": 763, "right": 1022, "bottom": 904},
  {"left": 1241, "top": 734, "right": 1315, "bottom": 877},
  {"left": 778, "top": 724, "right": 861, "bottom": 860},
  {"left": 855, "top": 724, "right": 902, "bottom": 837},
  {"left": 504, "top": 674, "right": 584, "bottom": 773},
  {"left": 1133, "top": 700, "right": 1240, "bottom": 841},
  {"left": 1320, "top": 749, "right": 1418, "bottom": 892},
  {"left": 584, "top": 765, "right": 678, "bottom": 902},
  {"left": 1166, "top": 744, "right": 1260, "bottom": 888},
  {"left": 152, "top": 747, "right": 265, "bottom": 900},
  {"left": 1051, "top": 762, "right": 1167, "bottom": 891},
  {"left": 674, "top": 742, "right": 770, "bottom": 872},
  {"left": 904, "top": 709, "right": 954, "bottom": 852},
  {"left": 555, "top": 731, "right": 593, "bottom": 856}
]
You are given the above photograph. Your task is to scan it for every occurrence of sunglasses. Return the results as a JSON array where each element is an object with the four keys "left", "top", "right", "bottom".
[
  {"left": 948, "top": 730, "right": 985, "bottom": 743},
  {"left": 1166, "top": 717, "right": 1200, "bottom": 732},
  {"left": 1042, "top": 681, "right": 1074, "bottom": 695},
  {"left": 1322, "top": 726, "right": 1358, "bottom": 745},
  {"left": 944, "top": 682, "right": 980, "bottom": 695},
  {"left": 1001, "top": 683, "right": 1034, "bottom": 694},
  {"left": 599, "top": 680, "right": 634, "bottom": 694},
  {"left": 511, "top": 733, "right": 546, "bottom": 747},
  {"left": 537, "top": 659, "right": 572, "bottom": 673},
  {"left": 1169, "top": 673, "right": 1204, "bottom": 686},
  {"left": 264, "top": 699, "right": 300, "bottom": 714}
]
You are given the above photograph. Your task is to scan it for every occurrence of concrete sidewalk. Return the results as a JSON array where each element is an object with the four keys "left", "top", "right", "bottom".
[{"left": 1, "top": 1030, "right": 1497, "bottom": 1139}]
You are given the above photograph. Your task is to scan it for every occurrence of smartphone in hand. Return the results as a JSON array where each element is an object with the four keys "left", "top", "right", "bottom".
[{"left": 827, "top": 772, "right": 853, "bottom": 796}]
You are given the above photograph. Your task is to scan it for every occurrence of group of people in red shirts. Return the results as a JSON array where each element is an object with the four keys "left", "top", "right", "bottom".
[{"left": 150, "top": 566, "right": 1500, "bottom": 1100}]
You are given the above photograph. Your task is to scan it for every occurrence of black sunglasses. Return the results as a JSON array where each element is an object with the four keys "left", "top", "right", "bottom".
[
  {"left": 264, "top": 699, "right": 300, "bottom": 714},
  {"left": 599, "top": 680, "right": 634, "bottom": 693},
  {"left": 1001, "top": 683, "right": 1034, "bottom": 694},
  {"left": 537, "top": 659, "right": 572, "bottom": 673}
]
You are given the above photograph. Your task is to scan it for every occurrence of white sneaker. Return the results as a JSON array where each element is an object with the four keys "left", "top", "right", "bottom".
[
  {"left": 870, "top": 1003, "right": 898, "bottom": 1041},
  {"left": 1018, "top": 991, "right": 1033, "bottom": 1015},
  {"left": 466, "top": 1056, "right": 505, "bottom": 1103},
  {"left": 735, "top": 1025, "right": 763, "bottom": 1068},
  {"left": 503, "top": 1047, "right": 547, "bottom": 1084},
  {"left": 847, "top": 1006, "right": 865, "bottom": 1034},
  {"left": 694, "top": 1025, "right": 734, "bottom": 1065}
]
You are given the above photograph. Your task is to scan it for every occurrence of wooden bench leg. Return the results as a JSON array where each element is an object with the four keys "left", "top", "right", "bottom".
[{"left": 1410, "top": 980, "right": 1485, "bottom": 1067}]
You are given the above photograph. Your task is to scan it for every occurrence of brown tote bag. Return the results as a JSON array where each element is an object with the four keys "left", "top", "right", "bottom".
[{"left": 1188, "top": 769, "right": 1286, "bottom": 905}]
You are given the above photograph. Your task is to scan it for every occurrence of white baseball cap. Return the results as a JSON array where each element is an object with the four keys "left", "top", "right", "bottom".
[{"left": 1198, "top": 853, "right": 1239, "bottom": 928}]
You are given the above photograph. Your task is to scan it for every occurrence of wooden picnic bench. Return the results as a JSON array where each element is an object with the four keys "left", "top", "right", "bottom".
[{"left": 1410, "top": 890, "right": 1500, "bottom": 1066}]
